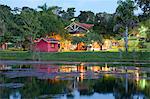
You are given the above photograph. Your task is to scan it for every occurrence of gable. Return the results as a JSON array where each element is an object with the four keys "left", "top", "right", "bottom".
[
  {"left": 34, "top": 38, "right": 58, "bottom": 43},
  {"left": 65, "top": 22, "right": 93, "bottom": 33}
]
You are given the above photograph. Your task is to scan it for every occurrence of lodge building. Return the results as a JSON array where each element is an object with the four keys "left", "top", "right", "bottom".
[{"left": 34, "top": 22, "right": 112, "bottom": 52}]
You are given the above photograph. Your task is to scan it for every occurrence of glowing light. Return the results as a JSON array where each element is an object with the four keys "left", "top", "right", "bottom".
[
  {"left": 135, "top": 70, "right": 139, "bottom": 82},
  {"left": 92, "top": 66, "right": 100, "bottom": 72}
]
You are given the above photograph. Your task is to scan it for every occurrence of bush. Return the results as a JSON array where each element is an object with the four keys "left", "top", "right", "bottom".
[{"left": 137, "top": 41, "right": 147, "bottom": 48}]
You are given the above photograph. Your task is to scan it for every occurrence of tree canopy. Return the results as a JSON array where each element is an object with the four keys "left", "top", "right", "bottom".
[{"left": 0, "top": 1, "right": 149, "bottom": 50}]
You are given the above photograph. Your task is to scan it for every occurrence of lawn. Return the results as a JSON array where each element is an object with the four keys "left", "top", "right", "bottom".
[{"left": 0, "top": 50, "right": 149, "bottom": 62}]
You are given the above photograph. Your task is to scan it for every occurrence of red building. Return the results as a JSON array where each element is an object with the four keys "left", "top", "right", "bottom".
[{"left": 34, "top": 38, "right": 59, "bottom": 52}]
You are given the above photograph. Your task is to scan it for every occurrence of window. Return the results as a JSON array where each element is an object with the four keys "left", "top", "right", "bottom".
[{"left": 51, "top": 44, "right": 55, "bottom": 48}]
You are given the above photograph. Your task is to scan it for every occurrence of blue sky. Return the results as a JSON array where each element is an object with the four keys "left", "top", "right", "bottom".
[{"left": 0, "top": 0, "right": 140, "bottom": 16}]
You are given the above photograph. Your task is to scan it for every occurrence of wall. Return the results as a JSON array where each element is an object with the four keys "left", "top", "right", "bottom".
[
  {"left": 35, "top": 40, "right": 48, "bottom": 52},
  {"left": 48, "top": 43, "right": 59, "bottom": 52}
]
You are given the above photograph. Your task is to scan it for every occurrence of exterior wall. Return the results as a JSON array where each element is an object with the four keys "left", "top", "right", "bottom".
[
  {"left": 0, "top": 43, "right": 8, "bottom": 50},
  {"left": 34, "top": 39, "right": 59, "bottom": 52},
  {"left": 48, "top": 43, "right": 59, "bottom": 52},
  {"left": 102, "top": 39, "right": 112, "bottom": 50},
  {"left": 35, "top": 40, "right": 48, "bottom": 52}
]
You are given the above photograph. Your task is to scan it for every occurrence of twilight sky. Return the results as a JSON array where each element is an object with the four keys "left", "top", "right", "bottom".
[{"left": 0, "top": 0, "right": 141, "bottom": 16}]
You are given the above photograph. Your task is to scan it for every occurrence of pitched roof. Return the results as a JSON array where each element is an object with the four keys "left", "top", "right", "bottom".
[
  {"left": 34, "top": 38, "right": 59, "bottom": 43},
  {"left": 76, "top": 22, "right": 94, "bottom": 30},
  {"left": 65, "top": 22, "right": 94, "bottom": 31}
]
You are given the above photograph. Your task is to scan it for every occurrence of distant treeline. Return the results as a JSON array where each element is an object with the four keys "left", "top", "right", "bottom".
[{"left": 0, "top": 0, "right": 149, "bottom": 50}]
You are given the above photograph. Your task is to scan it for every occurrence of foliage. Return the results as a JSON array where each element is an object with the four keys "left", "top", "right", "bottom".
[
  {"left": 0, "top": 2, "right": 149, "bottom": 51},
  {"left": 140, "top": 18, "right": 150, "bottom": 41},
  {"left": 0, "top": 4, "right": 66, "bottom": 50},
  {"left": 60, "top": 8, "right": 76, "bottom": 21},
  {"left": 78, "top": 11, "right": 95, "bottom": 24},
  {"left": 71, "top": 36, "right": 83, "bottom": 45},
  {"left": 115, "top": 0, "right": 138, "bottom": 52},
  {"left": 115, "top": 0, "right": 138, "bottom": 28},
  {"left": 137, "top": 41, "right": 147, "bottom": 48},
  {"left": 94, "top": 12, "right": 115, "bottom": 38},
  {"left": 0, "top": 19, "right": 6, "bottom": 36},
  {"left": 135, "top": 0, "right": 150, "bottom": 20},
  {"left": 86, "top": 32, "right": 103, "bottom": 45}
]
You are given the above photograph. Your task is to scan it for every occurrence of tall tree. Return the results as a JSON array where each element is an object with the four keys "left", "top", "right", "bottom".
[
  {"left": 15, "top": 7, "right": 42, "bottom": 50},
  {"left": 66, "top": 8, "right": 76, "bottom": 20},
  {"left": 115, "top": 0, "right": 138, "bottom": 52},
  {"left": 78, "top": 11, "right": 95, "bottom": 24},
  {"left": 0, "top": 19, "right": 6, "bottom": 36},
  {"left": 94, "top": 12, "right": 115, "bottom": 38},
  {"left": 49, "top": 6, "right": 62, "bottom": 16},
  {"left": 38, "top": 3, "right": 48, "bottom": 12},
  {"left": 135, "top": 0, "right": 150, "bottom": 20},
  {"left": 0, "top": 5, "right": 15, "bottom": 44},
  {"left": 38, "top": 9, "right": 65, "bottom": 37},
  {"left": 60, "top": 8, "right": 76, "bottom": 21}
]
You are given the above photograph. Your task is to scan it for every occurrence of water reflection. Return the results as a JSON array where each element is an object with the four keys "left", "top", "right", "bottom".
[{"left": 0, "top": 64, "right": 150, "bottom": 99}]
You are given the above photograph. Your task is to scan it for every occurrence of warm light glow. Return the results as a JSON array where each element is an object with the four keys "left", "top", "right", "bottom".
[
  {"left": 72, "top": 33, "right": 85, "bottom": 37},
  {"left": 60, "top": 66, "right": 72, "bottom": 72},
  {"left": 92, "top": 66, "right": 100, "bottom": 72},
  {"left": 135, "top": 70, "right": 139, "bottom": 82},
  {"left": 78, "top": 65, "right": 85, "bottom": 72},
  {"left": 80, "top": 73, "right": 84, "bottom": 81},
  {"left": 102, "top": 63, "right": 110, "bottom": 71}
]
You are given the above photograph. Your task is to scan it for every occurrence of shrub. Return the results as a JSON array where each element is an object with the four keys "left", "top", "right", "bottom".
[{"left": 137, "top": 41, "right": 147, "bottom": 48}]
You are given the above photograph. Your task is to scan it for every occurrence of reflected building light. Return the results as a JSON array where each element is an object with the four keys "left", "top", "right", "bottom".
[
  {"left": 77, "top": 73, "right": 84, "bottom": 82},
  {"left": 80, "top": 73, "right": 84, "bottom": 81},
  {"left": 139, "top": 74, "right": 147, "bottom": 89},
  {"left": 92, "top": 66, "right": 100, "bottom": 72},
  {"left": 0, "top": 65, "right": 12, "bottom": 70},
  {"left": 80, "top": 63, "right": 85, "bottom": 66},
  {"left": 77, "top": 65, "right": 85, "bottom": 82},
  {"left": 59, "top": 66, "right": 72, "bottom": 72},
  {"left": 135, "top": 70, "right": 140, "bottom": 82},
  {"left": 48, "top": 78, "right": 59, "bottom": 83},
  {"left": 102, "top": 63, "right": 110, "bottom": 72},
  {"left": 54, "top": 76, "right": 60, "bottom": 80},
  {"left": 71, "top": 66, "right": 78, "bottom": 72},
  {"left": 136, "top": 67, "right": 140, "bottom": 70},
  {"left": 77, "top": 65, "right": 85, "bottom": 73},
  {"left": 58, "top": 66, "right": 77, "bottom": 73},
  {"left": 77, "top": 76, "right": 80, "bottom": 82},
  {"left": 87, "top": 66, "right": 92, "bottom": 71}
]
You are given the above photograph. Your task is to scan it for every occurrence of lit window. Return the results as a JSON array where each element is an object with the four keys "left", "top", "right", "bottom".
[{"left": 51, "top": 44, "right": 55, "bottom": 48}]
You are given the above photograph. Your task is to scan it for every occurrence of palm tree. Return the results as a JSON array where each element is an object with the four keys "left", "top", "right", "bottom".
[{"left": 38, "top": 3, "right": 48, "bottom": 12}]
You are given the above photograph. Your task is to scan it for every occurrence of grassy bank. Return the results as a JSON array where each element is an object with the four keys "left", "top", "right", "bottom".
[{"left": 0, "top": 51, "right": 149, "bottom": 62}]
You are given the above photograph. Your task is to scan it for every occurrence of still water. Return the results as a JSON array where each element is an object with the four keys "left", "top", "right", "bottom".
[{"left": 0, "top": 63, "right": 150, "bottom": 99}]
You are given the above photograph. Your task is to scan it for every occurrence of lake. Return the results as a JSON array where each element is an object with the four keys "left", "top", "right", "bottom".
[{"left": 0, "top": 63, "right": 150, "bottom": 99}]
